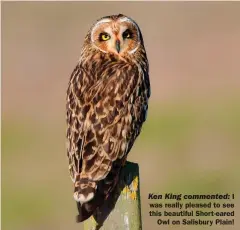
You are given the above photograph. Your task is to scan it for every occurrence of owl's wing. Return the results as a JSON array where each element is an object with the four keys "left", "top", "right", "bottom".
[{"left": 66, "top": 62, "right": 143, "bottom": 210}]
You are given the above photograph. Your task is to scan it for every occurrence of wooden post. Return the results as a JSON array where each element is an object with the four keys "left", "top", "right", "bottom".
[{"left": 83, "top": 161, "right": 142, "bottom": 230}]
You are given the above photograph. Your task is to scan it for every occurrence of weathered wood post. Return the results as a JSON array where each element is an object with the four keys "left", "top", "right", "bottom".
[{"left": 83, "top": 161, "right": 142, "bottom": 230}]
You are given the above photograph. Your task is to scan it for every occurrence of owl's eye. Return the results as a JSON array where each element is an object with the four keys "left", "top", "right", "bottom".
[
  {"left": 122, "top": 29, "right": 132, "bottom": 39},
  {"left": 99, "top": 33, "right": 111, "bottom": 41}
]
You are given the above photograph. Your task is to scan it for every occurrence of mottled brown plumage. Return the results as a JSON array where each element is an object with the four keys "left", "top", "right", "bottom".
[{"left": 66, "top": 14, "right": 150, "bottom": 222}]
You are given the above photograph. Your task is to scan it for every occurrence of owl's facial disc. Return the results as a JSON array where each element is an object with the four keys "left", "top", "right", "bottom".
[{"left": 91, "top": 17, "right": 140, "bottom": 55}]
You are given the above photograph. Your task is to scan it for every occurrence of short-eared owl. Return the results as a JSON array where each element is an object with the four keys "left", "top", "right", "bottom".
[{"left": 66, "top": 14, "right": 150, "bottom": 221}]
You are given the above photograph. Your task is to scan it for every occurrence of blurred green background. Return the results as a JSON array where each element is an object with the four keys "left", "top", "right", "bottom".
[{"left": 2, "top": 2, "right": 240, "bottom": 230}]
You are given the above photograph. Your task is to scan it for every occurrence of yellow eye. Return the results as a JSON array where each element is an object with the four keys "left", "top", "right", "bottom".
[
  {"left": 123, "top": 30, "right": 132, "bottom": 39},
  {"left": 100, "top": 33, "right": 110, "bottom": 41}
]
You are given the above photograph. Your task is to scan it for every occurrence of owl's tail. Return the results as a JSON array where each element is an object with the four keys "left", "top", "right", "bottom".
[
  {"left": 73, "top": 177, "right": 97, "bottom": 204},
  {"left": 75, "top": 159, "right": 124, "bottom": 222},
  {"left": 74, "top": 175, "right": 116, "bottom": 222},
  {"left": 73, "top": 176, "right": 102, "bottom": 222},
  {"left": 75, "top": 179, "right": 119, "bottom": 223},
  {"left": 76, "top": 188, "right": 105, "bottom": 222}
]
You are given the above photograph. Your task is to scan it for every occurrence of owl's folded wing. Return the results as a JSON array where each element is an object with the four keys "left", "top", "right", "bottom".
[{"left": 66, "top": 62, "right": 143, "bottom": 205}]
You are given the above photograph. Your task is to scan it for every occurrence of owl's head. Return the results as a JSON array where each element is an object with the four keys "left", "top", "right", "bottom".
[{"left": 88, "top": 14, "right": 144, "bottom": 56}]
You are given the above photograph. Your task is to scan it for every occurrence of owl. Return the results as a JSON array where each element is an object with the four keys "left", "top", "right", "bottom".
[{"left": 66, "top": 14, "right": 150, "bottom": 222}]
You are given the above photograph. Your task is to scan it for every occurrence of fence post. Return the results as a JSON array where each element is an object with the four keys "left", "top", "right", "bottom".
[{"left": 83, "top": 161, "right": 142, "bottom": 230}]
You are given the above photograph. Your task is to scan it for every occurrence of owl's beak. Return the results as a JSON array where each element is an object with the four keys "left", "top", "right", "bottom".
[{"left": 115, "top": 40, "right": 121, "bottom": 53}]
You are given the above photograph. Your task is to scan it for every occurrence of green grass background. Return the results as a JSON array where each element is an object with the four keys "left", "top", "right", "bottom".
[{"left": 2, "top": 101, "right": 240, "bottom": 230}]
